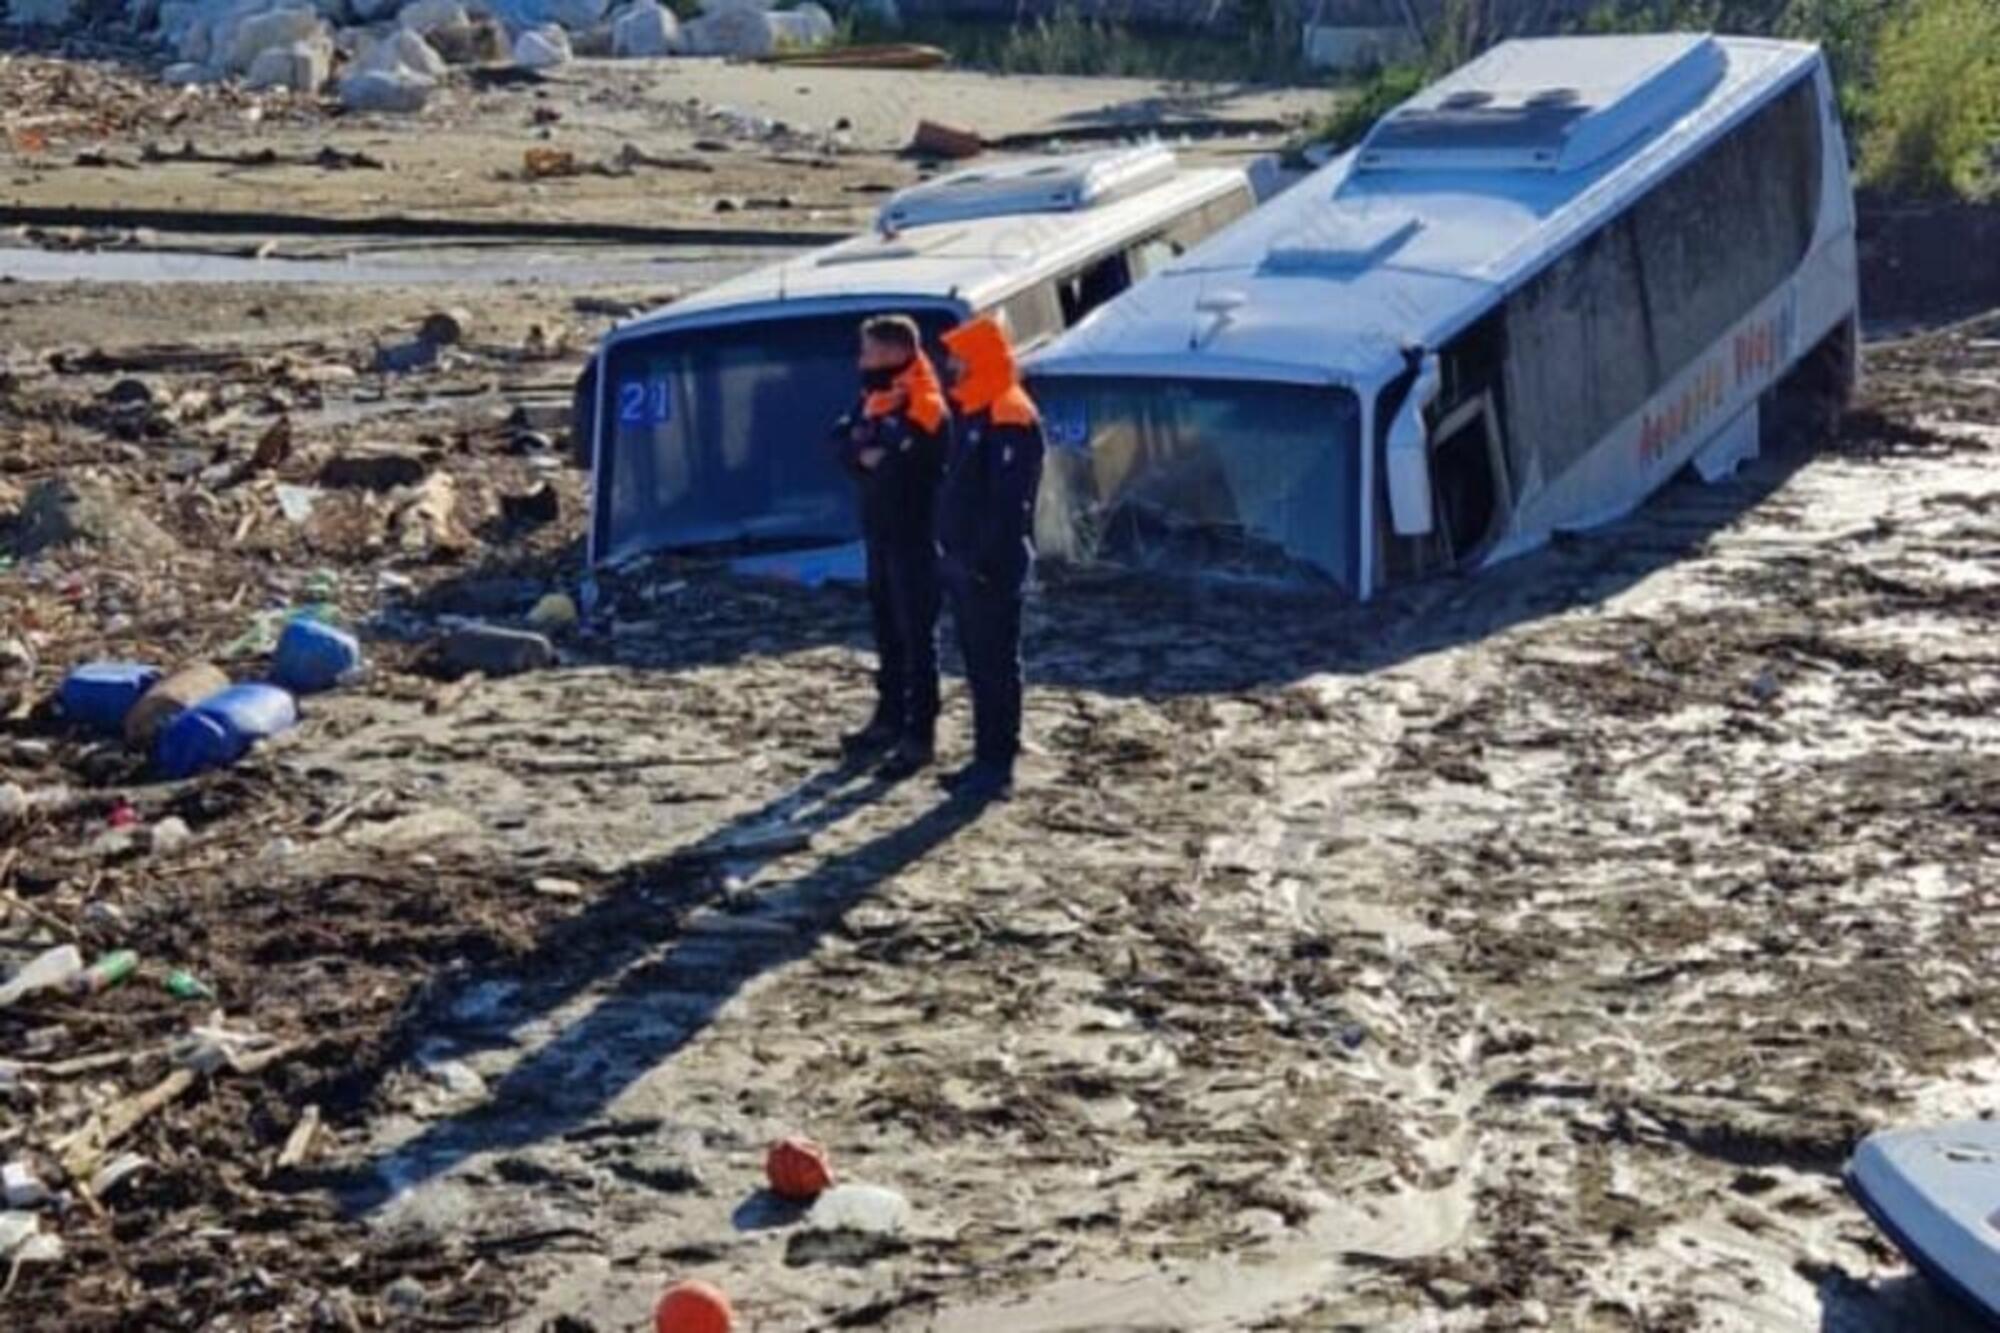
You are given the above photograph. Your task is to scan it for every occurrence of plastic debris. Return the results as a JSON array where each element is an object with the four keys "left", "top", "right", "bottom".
[
  {"left": 526, "top": 592, "right": 578, "bottom": 632},
  {"left": 89, "top": 1153, "right": 150, "bottom": 1198},
  {"left": 154, "top": 683, "right": 299, "bottom": 779},
  {"left": 125, "top": 663, "right": 231, "bottom": 746},
  {"left": 439, "top": 625, "right": 555, "bottom": 678},
  {"left": 273, "top": 618, "right": 363, "bottom": 694},
  {"left": 58, "top": 662, "right": 164, "bottom": 733},
  {"left": 655, "top": 1279, "right": 733, "bottom": 1333},
  {"left": 3, "top": 1161, "right": 48, "bottom": 1209},
  {"left": 806, "top": 1183, "right": 911, "bottom": 1235},
  {"left": 68, "top": 950, "right": 139, "bottom": 996},
  {"left": 165, "top": 970, "right": 214, "bottom": 1001},
  {"left": 149, "top": 817, "right": 194, "bottom": 854},
  {"left": 766, "top": 1137, "right": 834, "bottom": 1201},
  {"left": 0, "top": 946, "right": 85, "bottom": 1009}
]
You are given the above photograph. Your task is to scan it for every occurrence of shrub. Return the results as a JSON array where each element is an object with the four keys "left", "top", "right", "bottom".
[{"left": 1860, "top": 0, "right": 2000, "bottom": 197}]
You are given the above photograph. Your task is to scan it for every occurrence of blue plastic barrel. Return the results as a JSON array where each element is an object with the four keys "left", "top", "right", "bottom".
[
  {"left": 272, "top": 618, "right": 362, "bottom": 694},
  {"left": 154, "top": 684, "right": 299, "bottom": 778},
  {"left": 58, "top": 663, "right": 163, "bottom": 733}
]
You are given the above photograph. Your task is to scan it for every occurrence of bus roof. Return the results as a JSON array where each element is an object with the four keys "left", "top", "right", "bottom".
[
  {"left": 607, "top": 151, "right": 1249, "bottom": 341},
  {"left": 1027, "top": 34, "right": 1823, "bottom": 391}
]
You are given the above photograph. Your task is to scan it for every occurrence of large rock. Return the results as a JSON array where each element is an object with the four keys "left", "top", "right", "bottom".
[
  {"left": 358, "top": 25, "right": 446, "bottom": 77},
  {"left": 244, "top": 35, "right": 332, "bottom": 91},
  {"left": 609, "top": 0, "right": 677, "bottom": 56},
  {"left": 681, "top": 7, "right": 772, "bottom": 56},
  {"left": 222, "top": 4, "right": 325, "bottom": 73},
  {"left": 510, "top": 23, "right": 569, "bottom": 68},
  {"left": 395, "top": 0, "right": 460, "bottom": 30},
  {"left": 339, "top": 65, "right": 434, "bottom": 111},
  {"left": 6, "top": 478, "right": 176, "bottom": 559},
  {"left": 770, "top": 1, "right": 830, "bottom": 47},
  {"left": 428, "top": 13, "right": 505, "bottom": 62}
]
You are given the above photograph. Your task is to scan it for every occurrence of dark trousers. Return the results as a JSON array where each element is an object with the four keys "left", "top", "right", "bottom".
[
  {"left": 865, "top": 536, "right": 940, "bottom": 743},
  {"left": 948, "top": 577, "right": 1024, "bottom": 770}
]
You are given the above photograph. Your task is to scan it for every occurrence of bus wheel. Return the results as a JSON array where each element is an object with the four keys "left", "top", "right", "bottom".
[{"left": 1763, "top": 317, "right": 1855, "bottom": 453}]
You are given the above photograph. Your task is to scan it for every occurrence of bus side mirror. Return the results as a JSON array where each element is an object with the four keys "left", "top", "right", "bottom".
[{"left": 1386, "top": 353, "right": 1442, "bottom": 537}]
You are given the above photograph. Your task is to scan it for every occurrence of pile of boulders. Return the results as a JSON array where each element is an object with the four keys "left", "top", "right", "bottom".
[{"left": 4, "top": 0, "right": 844, "bottom": 112}]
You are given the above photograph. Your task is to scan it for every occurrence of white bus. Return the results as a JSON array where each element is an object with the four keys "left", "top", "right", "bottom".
[
  {"left": 582, "top": 145, "right": 1257, "bottom": 567},
  {"left": 1025, "top": 34, "right": 1859, "bottom": 599}
]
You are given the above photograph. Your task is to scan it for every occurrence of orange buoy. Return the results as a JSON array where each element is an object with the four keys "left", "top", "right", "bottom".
[
  {"left": 655, "top": 1279, "right": 732, "bottom": 1333},
  {"left": 765, "top": 1136, "right": 835, "bottom": 1202}
]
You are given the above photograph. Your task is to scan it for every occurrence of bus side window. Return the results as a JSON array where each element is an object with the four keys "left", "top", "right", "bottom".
[
  {"left": 1131, "top": 236, "right": 1181, "bottom": 279},
  {"left": 999, "top": 284, "right": 1064, "bottom": 350},
  {"left": 1058, "top": 251, "right": 1135, "bottom": 326}
]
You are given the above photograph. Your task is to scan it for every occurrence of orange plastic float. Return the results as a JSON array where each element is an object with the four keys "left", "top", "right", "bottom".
[
  {"left": 655, "top": 1279, "right": 733, "bottom": 1333},
  {"left": 765, "top": 1137, "right": 835, "bottom": 1202}
]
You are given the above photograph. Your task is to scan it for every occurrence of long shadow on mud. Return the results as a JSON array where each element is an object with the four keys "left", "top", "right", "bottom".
[
  {"left": 333, "top": 766, "right": 988, "bottom": 1215},
  {"left": 426, "top": 438, "right": 1821, "bottom": 699}
]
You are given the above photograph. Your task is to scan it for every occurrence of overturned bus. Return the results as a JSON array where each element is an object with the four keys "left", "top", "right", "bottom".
[
  {"left": 1025, "top": 34, "right": 1859, "bottom": 599},
  {"left": 582, "top": 145, "right": 1257, "bottom": 568}
]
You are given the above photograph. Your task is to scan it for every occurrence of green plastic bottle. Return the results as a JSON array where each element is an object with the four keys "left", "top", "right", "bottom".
[
  {"left": 68, "top": 950, "right": 139, "bottom": 995},
  {"left": 165, "top": 970, "right": 214, "bottom": 1001}
]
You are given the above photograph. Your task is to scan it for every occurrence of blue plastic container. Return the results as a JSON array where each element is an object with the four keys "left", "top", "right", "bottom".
[
  {"left": 272, "top": 618, "right": 362, "bottom": 694},
  {"left": 58, "top": 663, "right": 163, "bottom": 733},
  {"left": 155, "top": 684, "right": 299, "bottom": 778}
]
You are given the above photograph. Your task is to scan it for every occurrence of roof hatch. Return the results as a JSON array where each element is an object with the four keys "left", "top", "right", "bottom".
[
  {"left": 1356, "top": 33, "right": 1726, "bottom": 174},
  {"left": 877, "top": 144, "right": 1179, "bottom": 233}
]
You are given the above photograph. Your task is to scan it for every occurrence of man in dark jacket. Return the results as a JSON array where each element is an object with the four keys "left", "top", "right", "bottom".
[
  {"left": 831, "top": 314, "right": 951, "bottom": 778},
  {"left": 936, "top": 314, "right": 1045, "bottom": 803}
]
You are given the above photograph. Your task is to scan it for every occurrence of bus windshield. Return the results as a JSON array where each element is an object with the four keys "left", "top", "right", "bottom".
[
  {"left": 595, "top": 306, "right": 959, "bottom": 563},
  {"left": 1031, "top": 375, "right": 1364, "bottom": 592}
]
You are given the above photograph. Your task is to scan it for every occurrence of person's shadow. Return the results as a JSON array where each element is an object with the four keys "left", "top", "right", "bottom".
[{"left": 330, "top": 759, "right": 992, "bottom": 1215}]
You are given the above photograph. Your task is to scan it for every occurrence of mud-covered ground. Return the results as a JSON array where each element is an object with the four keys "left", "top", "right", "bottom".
[{"left": 5, "top": 50, "right": 2000, "bottom": 1333}]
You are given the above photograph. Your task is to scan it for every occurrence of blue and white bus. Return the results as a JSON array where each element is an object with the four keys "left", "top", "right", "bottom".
[
  {"left": 1026, "top": 34, "right": 1860, "bottom": 598},
  {"left": 580, "top": 145, "right": 1257, "bottom": 568}
]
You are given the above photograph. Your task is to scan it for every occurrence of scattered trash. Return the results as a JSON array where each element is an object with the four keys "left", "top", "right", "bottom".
[
  {"left": 374, "top": 337, "right": 441, "bottom": 374},
  {"left": 0, "top": 946, "right": 85, "bottom": 1009},
  {"left": 439, "top": 625, "right": 555, "bottom": 678},
  {"left": 910, "top": 119, "right": 984, "bottom": 160},
  {"left": 58, "top": 662, "right": 164, "bottom": 733},
  {"left": 274, "top": 483, "right": 321, "bottom": 525},
  {"left": 392, "top": 472, "right": 471, "bottom": 556},
  {"left": 150, "top": 816, "right": 194, "bottom": 854},
  {"left": 524, "top": 145, "right": 582, "bottom": 179},
  {"left": 165, "top": 969, "right": 214, "bottom": 1001},
  {"left": 88, "top": 1153, "right": 149, "bottom": 1199},
  {"left": 2, "top": 1161, "right": 48, "bottom": 1209},
  {"left": 124, "top": 663, "right": 230, "bottom": 746},
  {"left": 502, "top": 481, "right": 561, "bottom": 527},
  {"left": 319, "top": 448, "right": 431, "bottom": 491},
  {"left": 765, "top": 1137, "right": 834, "bottom": 1202},
  {"left": 532, "top": 876, "right": 583, "bottom": 898},
  {"left": 805, "top": 1183, "right": 911, "bottom": 1235},
  {"left": 154, "top": 683, "right": 300, "bottom": 779},
  {"left": 276, "top": 1104, "right": 321, "bottom": 1169},
  {"left": 526, "top": 592, "right": 579, "bottom": 633},
  {"left": 655, "top": 1278, "right": 733, "bottom": 1333},
  {"left": 420, "top": 1056, "right": 487, "bottom": 1099},
  {"left": 273, "top": 618, "right": 363, "bottom": 694},
  {"left": 385, "top": 1275, "right": 428, "bottom": 1312},
  {"left": 67, "top": 949, "right": 139, "bottom": 996}
]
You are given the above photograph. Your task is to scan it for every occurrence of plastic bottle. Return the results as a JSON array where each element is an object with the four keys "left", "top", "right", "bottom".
[
  {"left": 155, "top": 684, "right": 299, "bottom": 779},
  {"left": 0, "top": 945, "right": 84, "bottom": 1008},
  {"left": 272, "top": 619, "right": 362, "bottom": 694},
  {"left": 58, "top": 663, "right": 164, "bottom": 733},
  {"left": 165, "top": 970, "right": 214, "bottom": 1001},
  {"left": 68, "top": 950, "right": 138, "bottom": 995}
]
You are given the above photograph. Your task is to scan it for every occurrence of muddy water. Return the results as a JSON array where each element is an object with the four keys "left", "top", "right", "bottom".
[{"left": 277, "top": 383, "right": 2000, "bottom": 1330}]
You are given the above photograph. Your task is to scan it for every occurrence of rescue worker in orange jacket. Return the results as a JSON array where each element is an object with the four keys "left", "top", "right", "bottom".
[
  {"left": 831, "top": 314, "right": 951, "bottom": 778},
  {"left": 936, "top": 315, "right": 1045, "bottom": 803}
]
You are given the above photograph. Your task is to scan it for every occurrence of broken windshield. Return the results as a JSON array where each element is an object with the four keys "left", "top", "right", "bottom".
[
  {"left": 594, "top": 306, "right": 960, "bottom": 563},
  {"left": 1031, "top": 375, "right": 1364, "bottom": 591}
]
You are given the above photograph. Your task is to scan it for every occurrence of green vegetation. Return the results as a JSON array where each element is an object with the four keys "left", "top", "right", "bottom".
[
  {"left": 838, "top": 5, "right": 1311, "bottom": 84},
  {"left": 1860, "top": 0, "right": 2000, "bottom": 197},
  {"left": 1306, "top": 0, "right": 1996, "bottom": 199}
]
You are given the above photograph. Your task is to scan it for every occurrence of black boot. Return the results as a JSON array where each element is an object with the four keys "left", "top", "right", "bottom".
[
  {"left": 878, "top": 736, "right": 934, "bottom": 781},
  {"left": 841, "top": 711, "right": 901, "bottom": 758},
  {"left": 940, "top": 760, "right": 1013, "bottom": 803}
]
